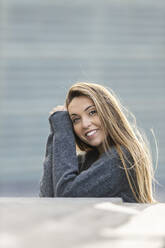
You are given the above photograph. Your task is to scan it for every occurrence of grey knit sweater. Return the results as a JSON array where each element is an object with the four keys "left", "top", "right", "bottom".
[{"left": 39, "top": 111, "right": 137, "bottom": 202}]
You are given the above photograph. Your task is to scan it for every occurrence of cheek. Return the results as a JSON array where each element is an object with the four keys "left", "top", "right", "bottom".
[
  {"left": 94, "top": 117, "right": 105, "bottom": 135},
  {"left": 73, "top": 125, "right": 81, "bottom": 136},
  {"left": 94, "top": 116, "right": 102, "bottom": 127}
]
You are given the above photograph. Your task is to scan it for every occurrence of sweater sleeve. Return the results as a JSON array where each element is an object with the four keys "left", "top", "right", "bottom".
[
  {"left": 49, "top": 111, "right": 129, "bottom": 198},
  {"left": 39, "top": 132, "right": 54, "bottom": 197}
]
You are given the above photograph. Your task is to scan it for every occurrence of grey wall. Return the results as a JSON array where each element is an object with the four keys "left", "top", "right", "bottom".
[{"left": 0, "top": 0, "right": 165, "bottom": 201}]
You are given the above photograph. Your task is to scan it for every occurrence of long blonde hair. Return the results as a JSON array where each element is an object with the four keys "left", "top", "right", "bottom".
[{"left": 65, "top": 82, "right": 156, "bottom": 203}]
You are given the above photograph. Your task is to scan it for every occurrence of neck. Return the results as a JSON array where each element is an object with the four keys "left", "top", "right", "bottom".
[{"left": 97, "top": 144, "right": 105, "bottom": 156}]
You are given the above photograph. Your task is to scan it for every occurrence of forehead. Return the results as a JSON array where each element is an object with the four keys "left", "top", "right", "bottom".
[{"left": 68, "top": 96, "right": 94, "bottom": 114}]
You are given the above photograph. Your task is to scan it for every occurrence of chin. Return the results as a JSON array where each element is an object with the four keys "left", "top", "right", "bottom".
[{"left": 89, "top": 141, "right": 103, "bottom": 147}]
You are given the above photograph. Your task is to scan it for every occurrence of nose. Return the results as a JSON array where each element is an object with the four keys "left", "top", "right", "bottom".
[{"left": 81, "top": 117, "right": 91, "bottom": 129}]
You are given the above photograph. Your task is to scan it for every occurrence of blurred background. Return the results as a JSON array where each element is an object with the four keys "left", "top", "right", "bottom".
[{"left": 0, "top": 0, "right": 164, "bottom": 201}]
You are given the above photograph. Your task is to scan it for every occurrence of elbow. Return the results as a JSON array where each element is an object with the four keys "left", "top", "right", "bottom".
[
  {"left": 55, "top": 187, "right": 72, "bottom": 197},
  {"left": 39, "top": 183, "right": 54, "bottom": 197},
  {"left": 55, "top": 184, "right": 77, "bottom": 197},
  {"left": 55, "top": 192, "right": 70, "bottom": 197},
  {"left": 39, "top": 191, "right": 54, "bottom": 197}
]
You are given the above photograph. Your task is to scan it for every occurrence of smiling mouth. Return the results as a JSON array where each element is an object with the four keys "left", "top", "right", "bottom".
[{"left": 85, "top": 129, "right": 98, "bottom": 138}]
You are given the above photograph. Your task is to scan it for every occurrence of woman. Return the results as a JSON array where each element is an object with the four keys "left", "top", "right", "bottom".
[{"left": 40, "top": 82, "right": 156, "bottom": 203}]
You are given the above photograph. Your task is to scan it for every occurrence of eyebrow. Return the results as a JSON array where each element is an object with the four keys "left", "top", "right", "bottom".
[{"left": 70, "top": 105, "right": 95, "bottom": 117}]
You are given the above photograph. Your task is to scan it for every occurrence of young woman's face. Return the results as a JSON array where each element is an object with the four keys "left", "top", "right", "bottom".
[{"left": 68, "top": 96, "right": 106, "bottom": 153}]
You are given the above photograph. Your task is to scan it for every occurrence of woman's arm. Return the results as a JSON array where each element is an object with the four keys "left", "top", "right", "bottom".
[
  {"left": 39, "top": 132, "right": 54, "bottom": 197},
  {"left": 50, "top": 111, "right": 130, "bottom": 198},
  {"left": 39, "top": 106, "right": 67, "bottom": 197}
]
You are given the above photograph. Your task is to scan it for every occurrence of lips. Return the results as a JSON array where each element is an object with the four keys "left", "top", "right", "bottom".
[{"left": 85, "top": 129, "right": 98, "bottom": 137}]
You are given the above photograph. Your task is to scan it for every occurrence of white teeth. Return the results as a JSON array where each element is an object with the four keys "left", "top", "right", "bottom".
[{"left": 86, "top": 130, "right": 97, "bottom": 137}]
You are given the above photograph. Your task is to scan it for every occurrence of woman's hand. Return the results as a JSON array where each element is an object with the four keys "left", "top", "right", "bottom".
[{"left": 49, "top": 105, "right": 67, "bottom": 116}]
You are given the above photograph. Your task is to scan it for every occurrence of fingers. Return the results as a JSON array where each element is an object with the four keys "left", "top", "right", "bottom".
[{"left": 49, "top": 105, "right": 67, "bottom": 115}]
